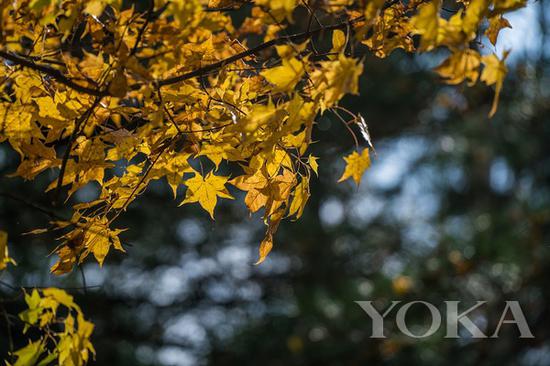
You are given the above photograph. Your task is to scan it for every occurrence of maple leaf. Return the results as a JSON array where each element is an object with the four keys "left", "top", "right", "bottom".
[
  {"left": 331, "top": 29, "right": 346, "bottom": 54},
  {"left": 362, "top": 4, "right": 415, "bottom": 58},
  {"left": 462, "top": 0, "right": 490, "bottom": 38},
  {"left": 261, "top": 57, "right": 306, "bottom": 92},
  {"left": 435, "top": 49, "right": 481, "bottom": 86},
  {"left": 255, "top": 207, "right": 284, "bottom": 264},
  {"left": 255, "top": 232, "right": 273, "bottom": 265},
  {"left": 486, "top": 15, "right": 512, "bottom": 46},
  {"left": 10, "top": 340, "right": 43, "bottom": 366},
  {"left": 181, "top": 170, "right": 234, "bottom": 218},
  {"left": 288, "top": 177, "right": 310, "bottom": 219},
  {"left": 271, "top": 168, "right": 297, "bottom": 201},
  {"left": 245, "top": 188, "right": 270, "bottom": 213},
  {"left": 208, "top": 0, "right": 240, "bottom": 8},
  {"left": 481, "top": 52, "right": 509, "bottom": 117},
  {"left": 10, "top": 140, "right": 59, "bottom": 180},
  {"left": 49, "top": 216, "right": 126, "bottom": 274},
  {"left": 311, "top": 54, "right": 363, "bottom": 111},
  {"left": 492, "top": 0, "right": 527, "bottom": 13},
  {"left": 338, "top": 148, "right": 371, "bottom": 186},
  {"left": 81, "top": 220, "right": 126, "bottom": 267},
  {"left": 410, "top": 0, "right": 440, "bottom": 50},
  {"left": 308, "top": 155, "right": 319, "bottom": 176},
  {"left": 257, "top": 0, "right": 297, "bottom": 22},
  {"left": 231, "top": 169, "right": 270, "bottom": 213}
]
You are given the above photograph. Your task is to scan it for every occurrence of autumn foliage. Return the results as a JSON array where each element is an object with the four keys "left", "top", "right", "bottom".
[{"left": 0, "top": 0, "right": 527, "bottom": 363}]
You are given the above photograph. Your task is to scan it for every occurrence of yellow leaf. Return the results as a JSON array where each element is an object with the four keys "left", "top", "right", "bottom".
[
  {"left": 481, "top": 52, "right": 509, "bottom": 117},
  {"left": 181, "top": 171, "right": 234, "bottom": 218},
  {"left": 311, "top": 54, "right": 363, "bottom": 111},
  {"left": 35, "top": 95, "right": 64, "bottom": 120},
  {"left": 486, "top": 15, "right": 511, "bottom": 45},
  {"left": 82, "top": 219, "right": 126, "bottom": 267},
  {"left": 364, "top": 0, "right": 385, "bottom": 21},
  {"left": 208, "top": 0, "right": 239, "bottom": 8},
  {"left": 493, "top": 0, "right": 527, "bottom": 13},
  {"left": 308, "top": 155, "right": 319, "bottom": 176},
  {"left": 240, "top": 101, "right": 285, "bottom": 132},
  {"left": 50, "top": 217, "right": 125, "bottom": 273},
  {"left": 462, "top": 0, "right": 489, "bottom": 38},
  {"left": 245, "top": 188, "right": 269, "bottom": 213},
  {"left": 255, "top": 232, "right": 273, "bottom": 265},
  {"left": 435, "top": 49, "right": 481, "bottom": 86},
  {"left": 231, "top": 169, "right": 270, "bottom": 213},
  {"left": 257, "top": 0, "right": 297, "bottom": 22},
  {"left": 288, "top": 177, "right": 310, "bottom": 219},
  {"left": 231, "top": 169, "right": 269, "bottom": 191},
  {"left": 12, "top": 340, "right": 44, "bottom": 366},
  {"left": 10, "top": 140, "right": 59, "bottom": 180},
  {"left": 331, "top": 29, "right": 346, "bottom": 54},
  {"left": 275, "top": 42, "right": 308, "bottom": 59},
  {"left": 338, "top": 148, "right": 371, "bottom": 185},
  {"left": 42, "top": 288, "right": 77, "bottom": 309},
  {"left": 14, "top": 288, "right": 95, "bottom": 366},
  {"left": 85, "top": 0, "right": 106, "bottom": 16},
  {"left": 410, "top": 0, "right": 440, "bottom": 50},
  {"left": 0, "top": 230, "right": 16, "bottom": 270},
  {"left": 271, "top": 169, "right": 297, "bottom": 201},
  {"left": 261, "top": 57, "right": 305, "bottom": 93},
  {"left": 266, "top": 147, "right": 293, "bottom": 176}
]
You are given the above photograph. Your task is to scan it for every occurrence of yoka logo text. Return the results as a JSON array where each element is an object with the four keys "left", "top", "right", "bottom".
[{"left": 355, "top": 300, "right": 534, "bottom": 339}]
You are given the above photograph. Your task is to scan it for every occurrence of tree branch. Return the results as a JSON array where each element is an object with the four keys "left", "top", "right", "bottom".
[
  {"left": 1, "top": 16, "right": 366, "bottom": 95},
  {"left": 156, "top": 16, "right": 364, "bottom": 87},
  {"left": 130, "top": 0, "right": 155, "bottom": 57},
  {"left": 0, "top": 50, "right": 107, "bottom": 97},
  {"left": 54, "top": 96, "right": 103, "bottom": 204}
]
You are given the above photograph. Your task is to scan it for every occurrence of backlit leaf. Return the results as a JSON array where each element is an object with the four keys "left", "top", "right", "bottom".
[
  {"left": 181, "top": 171, "right": 234, "bottom": 219},
  {"left": 338, "top": 148, "right": 371, "bottom": 186}
]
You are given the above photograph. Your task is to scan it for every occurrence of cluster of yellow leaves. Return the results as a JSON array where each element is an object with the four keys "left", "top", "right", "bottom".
[
  {"left": 407, "top": 0, "right": 523, "bottom": 116},
  {"left": 9, "top": 288, "right": 94, "bottom": 366},
  {"left": 0, "top": 0, "right": 526, "bottom": 272},
  {"left": 361, "top": 3, "right": 414, "bottom": 57},
  {"left": 49, "top": 215, "right": 126, "bottom": 275}
]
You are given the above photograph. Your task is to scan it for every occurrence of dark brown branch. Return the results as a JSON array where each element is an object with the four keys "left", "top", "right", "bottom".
[
  {"left": 130, "top": 0, "right": 155, "bottom": 57},
  {"left": 1, "top": 16, "right": 366, "bottom": 96},
  {"left": 0, "top": 49, "right": 107, "bottom": 97},
  {"left": 0, "top": 0, "right": 405, "bottom": 97},
  {"left": 0, "top": 191, "right": 63, "bottom": 220},
  {"left": 156, "top": 16, "right": 365, "bottom": 87},
  {"left": 54, "top": 96, "right": 103, "bottom": 204},
  {"left": 1, "top": 305, "right": 14, "bottom": 358}
]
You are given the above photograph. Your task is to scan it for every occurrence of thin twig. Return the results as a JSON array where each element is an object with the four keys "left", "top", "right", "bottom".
[
  {"left": 78, "top": 265, "right": 88, "bottom": 295},
  {"left": 157, "top": 16, "right": 364, "bottom": 87},
  {"left": 0, "top": 192, "right": 62, "bottom": 220},
  {"left": 130, "top": 0, "right": 155, "bottom": 57},
  {"left": 1, "top": 305, "right": 14, "bottom": 356},
  {"left": 54, "top": 96, "right": 103, "bottom": 205},
  {"left": 0, "top": 50, "right": 106, "bottom": 96}
]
